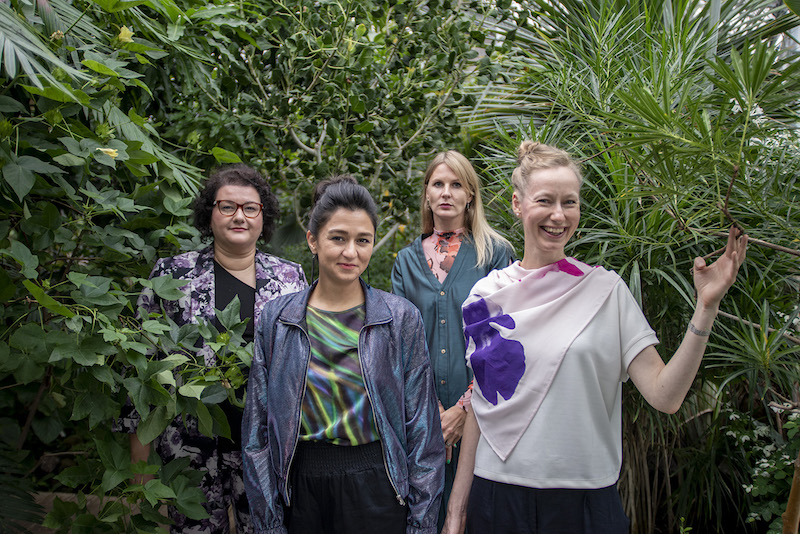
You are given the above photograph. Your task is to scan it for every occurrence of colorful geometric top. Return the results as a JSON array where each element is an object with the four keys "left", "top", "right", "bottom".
[{"left": 299, "top": 304, "right": 379, "bottom": 445}]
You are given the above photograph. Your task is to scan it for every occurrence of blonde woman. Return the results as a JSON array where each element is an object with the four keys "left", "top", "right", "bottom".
[
  {"left": 391, "top": 151, "right": 513, "bottom": 527},
  {"left": 443, "top": 141, "right": 747, "bottom": 533}
]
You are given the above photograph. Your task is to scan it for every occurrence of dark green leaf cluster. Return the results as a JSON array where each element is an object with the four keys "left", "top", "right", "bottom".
[{"left": 0, "top": 0, "right": 487, "bottom": 530}]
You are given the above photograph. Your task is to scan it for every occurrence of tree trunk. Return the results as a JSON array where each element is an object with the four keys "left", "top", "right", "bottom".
[{"left": 783, "top": 448, "right": 800, "bottom": 534}]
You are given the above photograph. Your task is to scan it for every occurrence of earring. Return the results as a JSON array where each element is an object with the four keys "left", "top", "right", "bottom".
[{"left": 466, "top": 202, "right": 471, "bottom": 211}]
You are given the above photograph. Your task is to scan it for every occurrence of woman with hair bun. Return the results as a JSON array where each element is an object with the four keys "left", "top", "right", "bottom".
[
  {"left": 442, "top": 141, "right": 748, "bottom": 533},
  {"left": 243, "top": 176, "right": 445, "bottom": 534},
  {"left": 391, "top": 151, "right": 513, "bottom": 528}
]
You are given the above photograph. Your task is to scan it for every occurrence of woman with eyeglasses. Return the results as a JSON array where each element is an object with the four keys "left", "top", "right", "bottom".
[{"left": 119, "top": 164, "right": 306, "bottom": 533}]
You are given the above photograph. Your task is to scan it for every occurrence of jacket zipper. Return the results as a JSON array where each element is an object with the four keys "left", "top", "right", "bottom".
[
  {"left": 281, "top": 317, "right": 312, "bottom": 507},
  {"left": 359, "top": 321, "right": 405, "bottom": 506}
]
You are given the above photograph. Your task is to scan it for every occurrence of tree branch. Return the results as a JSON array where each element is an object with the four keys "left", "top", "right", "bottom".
[{"left": 374, "top": 222, "right": 400, "bottom": 253}]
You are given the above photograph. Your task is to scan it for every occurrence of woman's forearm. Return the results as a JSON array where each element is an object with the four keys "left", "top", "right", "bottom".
[{"left": 442, "top": 409, "right": 479, "bottom": 533}]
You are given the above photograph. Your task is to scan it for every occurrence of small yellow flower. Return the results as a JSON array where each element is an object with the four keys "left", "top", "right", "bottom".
[
  {"left": 118, "top": 26, "right": 134, "bottom": 43},
  {"left": 50, "top": 30, "right": 65, "bottom": 41},
  {"left": 96, "top": 147, "right": 118, "bottom": 159}
]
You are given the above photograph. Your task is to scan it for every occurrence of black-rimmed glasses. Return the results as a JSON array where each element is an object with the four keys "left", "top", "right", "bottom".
[{"left": 213, "top": 200, "right": 263, "bottom": 218}]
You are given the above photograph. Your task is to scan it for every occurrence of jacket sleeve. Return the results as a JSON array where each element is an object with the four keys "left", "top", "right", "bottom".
[
  {"left": 391, "top": 252, "right": 407, "bottom": 298},
  {"left": 402, "top": 309, "right": 446, "bottom": 533},
  {"left": 242, "top": 319, "right": 288, "bottom": 534}
]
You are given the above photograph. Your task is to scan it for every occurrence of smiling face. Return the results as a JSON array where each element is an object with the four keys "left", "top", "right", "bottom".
[
  {"left": 512, "top": 166, "right": 581, "bottom": 269},
  {"left": 307, "top": 208, "right": 375, "bottom": 289},
  {"left": 210, "top": 184, "right": 263, "bottom": 254},
  {"left": 425, "top": 163, "right": 474, "bottom": 232}
]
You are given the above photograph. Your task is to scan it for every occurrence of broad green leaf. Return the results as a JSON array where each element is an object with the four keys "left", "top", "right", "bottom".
[
  {"left": 71, "top": 393, "right": 119, "bottom": 428},
  {"left": 17, "top": 155, "right": 63, "bottom": 175},
  {"left": 170, "top": 477, "right": 209, "bottom": 520},
  {"left": 160, "top": 456, "right": 192, "bottom": 485},
  {"left": 137, "top": 405, "right": 170, "bottom": 445},
  {"left": 22, "top": 279, "right": 75, "bottom": 318},
  {"left": 0, "top": 95, "right": 26, "bottom": 113},
  {"left": 142, "top": 319, "right": 172, "bottom": 335},
  {"left": 55, "top": 465, "right": 94, "bottom": 489},
  {"left": 195, "top": 400, "right": 213, "bottom": 437},
  {"left": 9, "top": 323, "right": 47, "bottom": 357},
  {"left": 200, "top": 383, "right": 227, "bottom": 404},
  {"left": 32, "top": 414, "right": 63, "bottom": 444},
  {"left": 142, "top": 479, "right": 176, "bottom": 507},
  {"left": 81, "top": 59, "right": 119, "bottom": 77},
  {"left": 3, "top": 240, "right": 38, "bottom": 278},
  {"left": 210, "top": 147, "right": 242, "bottom": 163},
  {"left": 91, "top": 0, "right": 150, "bottom": 12},
  {"left": 2, "top": 162, "right": 35, "bottom": 200},
  {"left": 142, "top": 275, "right": 187, "bottom": 300},
  {"left": 210, "top": 403, "right": 231, "bottom": 440},
  {"left": 178, "top": 384, "right": 204, "bottom": 400},
  {"left": 21, "top": 85, "right": 90, "bottom": 105},
  {"left": 215, "top": 297, "right": 241, "bottom": 331},
  {"left": 95, "top": 436, "right": 131, "bottom": 492},
  {"left": 166, "top": 23, "right": 185, "bottom": 41}
]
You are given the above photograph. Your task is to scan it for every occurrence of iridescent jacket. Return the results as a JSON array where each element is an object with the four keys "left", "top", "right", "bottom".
[{"left": 242, "top": 280, "right": 446, "bottom": 534}]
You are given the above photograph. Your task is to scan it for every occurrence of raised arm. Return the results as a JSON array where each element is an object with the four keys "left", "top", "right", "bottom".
[{"left": 628, "top": 226, "right": 748, "bottom": 413}]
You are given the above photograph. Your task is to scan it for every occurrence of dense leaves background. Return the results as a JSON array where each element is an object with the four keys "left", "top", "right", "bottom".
[{"left": 0, "top": 0, "right": 798, "bottom": 532}]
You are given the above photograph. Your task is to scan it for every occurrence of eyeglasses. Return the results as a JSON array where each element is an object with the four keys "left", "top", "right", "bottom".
[{"left": 213, "top": 200, "right": 263, "bottom": 218}]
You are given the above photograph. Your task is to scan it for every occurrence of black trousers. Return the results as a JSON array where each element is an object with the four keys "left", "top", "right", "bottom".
[
  {"left": 285, "top": 440, "right": 408, "bottom": 534},
  {"left": 466, "top": 476, "right": 630, "bottom": 534}
]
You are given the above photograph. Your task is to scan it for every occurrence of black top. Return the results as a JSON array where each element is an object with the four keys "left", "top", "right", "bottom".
[
  {"left": 213, "top": 260, "right": 256, "bottom": 450},
  {"left": 214, "top": 260, "right": 256, "bottom": 343}
]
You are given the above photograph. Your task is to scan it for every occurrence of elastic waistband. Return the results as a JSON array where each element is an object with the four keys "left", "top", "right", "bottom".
[{"left": 294, "top": 440, "right": 383, "bottom": 475}]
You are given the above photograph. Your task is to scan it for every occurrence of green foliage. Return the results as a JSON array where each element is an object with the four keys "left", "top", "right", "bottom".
[
  {"left": 744, "top": 413, "right": 799, "bottom": 534},
  {"left": 0, "top": 0, "right": 483, "bottom": 529}
]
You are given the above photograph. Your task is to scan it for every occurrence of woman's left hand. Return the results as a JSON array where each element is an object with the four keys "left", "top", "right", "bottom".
[
  {"left": 693, "top": 226, "right": 748, "bottom": 310},
  {"left": 439, "top": 402, "right": 467, "bottom": 462}
]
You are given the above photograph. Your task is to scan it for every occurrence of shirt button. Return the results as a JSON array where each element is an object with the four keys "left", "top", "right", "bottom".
[
  {"left": 440, "top": 319, "right": 446, "bottom": 324},
  {"left": 440, "top": 380, "right": 446, "bottom": 385},
  {"left": 440, "top": 291, "right": 445, "bottom": 296},
  {"left": 441, "top": 349, "right": 446, "bottom": 354}
]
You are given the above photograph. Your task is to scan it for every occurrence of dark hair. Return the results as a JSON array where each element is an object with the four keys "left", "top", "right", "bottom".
[
  {"left": 308, "top": 175, "right": 378, "bottom": 236},
  {"left": 193, "top": 164, "right": 280, "bottom": 242}
]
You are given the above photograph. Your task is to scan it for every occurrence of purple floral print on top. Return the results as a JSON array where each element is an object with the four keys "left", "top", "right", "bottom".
[{"left": 463, "top": 297, "right": 525, "bottom": 405}]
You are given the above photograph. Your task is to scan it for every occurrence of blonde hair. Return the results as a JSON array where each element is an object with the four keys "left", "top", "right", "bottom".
[
  {"left": 420, "top": 150, "right": 511, "bottom": 267},
  {"left": 511, "top": 141, "right": 582, "bottom": 196}
]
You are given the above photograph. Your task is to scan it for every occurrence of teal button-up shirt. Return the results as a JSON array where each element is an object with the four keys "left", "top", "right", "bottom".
[{"left": 391, "top": 235, "right": 513, "bottom": 408}]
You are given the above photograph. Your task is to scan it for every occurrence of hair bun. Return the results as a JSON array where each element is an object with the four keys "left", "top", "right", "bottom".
[
  {"left": 311, "top": 175, "right": 360, "bottom": 208},
  {"left": 517, "top": 140, "right": 545, "bottom": 165}
]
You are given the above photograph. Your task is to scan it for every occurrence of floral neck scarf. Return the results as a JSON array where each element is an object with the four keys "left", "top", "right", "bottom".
[{"left": 422, "top": 228, "right": 465, "bottom": 282}]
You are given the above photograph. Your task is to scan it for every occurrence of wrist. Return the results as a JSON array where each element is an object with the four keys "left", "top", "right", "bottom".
[{"left": 688, "top": 322, "right": 711, "bottom": 337}]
